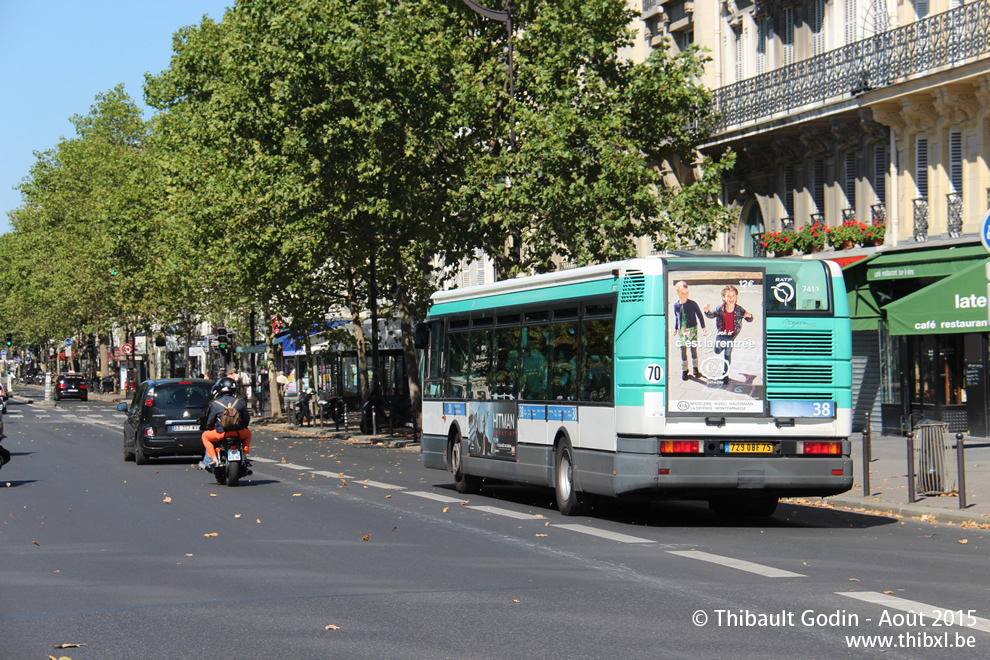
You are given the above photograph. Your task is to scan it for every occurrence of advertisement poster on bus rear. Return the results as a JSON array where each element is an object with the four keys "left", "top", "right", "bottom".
[
  {"left": 667, "top": 268, "right": 766, "bottom": 415},
  {"left": 467, "top": 401, "right": 518, "bottom": 458}
]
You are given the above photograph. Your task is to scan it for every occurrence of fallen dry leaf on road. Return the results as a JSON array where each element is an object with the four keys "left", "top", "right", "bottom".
[
  {"left": 32, "top": 541, "right": 40, "bottom": 547},
  {"left": 362, "top": 534, "right": 370, "bottom": 541},
  {"left": 163, "top": 496, "right": 172, "bottom": 504},
  {"left": 185, "top": 554, "right": 193, "bottom": 557},
  {"left": 883, "top": 590, "right": 895, "bottom": 595},
  {"left": 535, "top": 534, "right": 547, "bottom": 537},
  {"left": 292, "top": 493, "right": 302, "bottom": 497},
  {"left": 958, "top": 539, "right": 969, "bottom": 544},
  {"left": 235, "top": 514, "right": 242, "bottom": 519},
  {"left": 386, "top": 494, "right": 392, "bottom": 498},
  {"left": 849, "top": 578, "right": 860, "bottom": 581},
  {"left": 52, "top": 643, "right": 85, "bottom": 648},
  {"left": 204, "top": 532, "right": 219, "bottom": 537},
  {"left": 209, "top": 493, "right": 217, "bottom": 498},
  {"left": 325, "top": 624, "right": 341, "bottom": 630},
  {"left": 443, "top": 507, "right": 449, "bottom": 513}
]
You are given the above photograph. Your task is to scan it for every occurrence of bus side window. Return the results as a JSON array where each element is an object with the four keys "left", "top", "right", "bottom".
[
  {"left": 424, "top": 322, "right": 444, "bottom": 398},
  {"left": 550, "top": 322, "right": 578, "bottom": 401},
  {"left": 446, "top": 331, "right": 470, "bottom": 399},
  {"left": 521, "top": 325, "right": 549, "bottom": 400},
  {"left": 581, "top": 317, "right": 613, "bottom": 402},
  {"left": 494, "top": 326, "right": 520, "bottom": 399},
  {"left": 470, "top": 329, "right": 492, "bottom": 399}
]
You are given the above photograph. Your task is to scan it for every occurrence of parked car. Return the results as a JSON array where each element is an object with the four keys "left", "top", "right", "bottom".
[
  {"left": 118, "top": 379, "right": 214, "bottom": 465},
  {"left": 55, "top": 373, "right": 88, "bottom": 402},
  {"left": 0, "top": 383, "right": 8, "bottom": 414}
]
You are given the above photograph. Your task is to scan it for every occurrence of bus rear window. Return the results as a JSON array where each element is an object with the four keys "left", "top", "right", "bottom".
[{"left": 765, "top": 261, "right": 832, "bottom": 314}]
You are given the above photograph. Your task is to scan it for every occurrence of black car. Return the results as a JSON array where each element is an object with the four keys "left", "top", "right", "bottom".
[
  {"left": 118, "top": 379, "right": 214, "bottom": 464},
  {"left": 55, "top": 373, "right": 88, "bottom": 401}
]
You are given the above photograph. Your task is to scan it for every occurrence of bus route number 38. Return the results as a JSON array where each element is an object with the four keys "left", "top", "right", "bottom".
[{"left": 645, "top": 364, "right": 664, "bottom": 383}]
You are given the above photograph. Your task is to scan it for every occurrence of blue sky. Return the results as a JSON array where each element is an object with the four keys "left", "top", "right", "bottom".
[{"left": 0, "top": 0, "right": 232, "bottom": 234}]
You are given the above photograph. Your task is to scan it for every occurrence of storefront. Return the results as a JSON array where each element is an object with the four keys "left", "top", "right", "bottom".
[{"left": 843, "top": 243, "right": 989, "bottom": 436}]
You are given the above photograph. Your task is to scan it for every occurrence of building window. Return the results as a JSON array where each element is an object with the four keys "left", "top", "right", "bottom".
[
  {"left": 916, "top": 0, "right": 930, "bottom": 19},
  {"left": 782, "top": 7, "right": 794, "bottom": 65},
  {"left": 813, "top": 159, "right": 826, "bottom": 213},
  {"left": 873, "top": 147, "right": 886, "bottom": 205},
  {"left": 916, "top": 137, "right": 929, "bottom": 198},
  {"left": 812, "top": 0, "right": 826, "bottom": 55},
  {"left": 784, "top": 166, "right": 795, "bottom": 219},
  {"left": 757, "top": 16, "right": 771, "bottom": 75},
  {"left": 845, "top": 152, "right": 857, "bottom": 209},
  {"left": 949, "top": 131, "right": 962, "bottom": 193},
  {"left": 734, "top": 25, "right": 743, "bottom": 82}
]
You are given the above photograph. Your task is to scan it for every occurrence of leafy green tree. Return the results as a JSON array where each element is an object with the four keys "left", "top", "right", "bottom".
[{"left": 454, "top": 0, "right": 735, "bottom": 275}]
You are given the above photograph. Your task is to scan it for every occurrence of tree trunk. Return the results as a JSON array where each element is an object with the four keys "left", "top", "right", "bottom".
[
  {"left": 393, "top": 246, "right": 422, "bottom": 427},
  {"left": 346, "top": 269, "right": 370, "bottom": 402},
  {"left": 264, "top": 305, "right": 284, "bottom": 418}
]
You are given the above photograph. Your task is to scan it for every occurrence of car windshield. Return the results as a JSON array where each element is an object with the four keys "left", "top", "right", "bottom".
[
  {"left": 64, "top": 378, "right": 84, "bottom": 386},
  {"left": 152, "top": 383, "right": 212, "bottom": 414}
]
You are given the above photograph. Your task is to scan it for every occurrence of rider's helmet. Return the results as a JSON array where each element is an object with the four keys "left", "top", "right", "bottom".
[{"left": 212, "top": 377, "right": 237, "bottom": 398}]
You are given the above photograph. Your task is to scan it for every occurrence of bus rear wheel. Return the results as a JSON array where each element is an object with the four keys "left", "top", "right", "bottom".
[
  {"left": 554, "top": 439, "right": 586, "bottom": 516},
  {"left": 451, "top": 435, "right": 481, "bottom": 494}
]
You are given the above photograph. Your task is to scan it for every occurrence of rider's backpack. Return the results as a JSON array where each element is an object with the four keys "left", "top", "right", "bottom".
[{"left": 220, "top": 400, "right": 242, "bottom": 431}]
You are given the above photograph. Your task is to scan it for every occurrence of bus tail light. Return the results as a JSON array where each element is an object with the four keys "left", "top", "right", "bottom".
[
  {"left": 660, "top": 440, "right": 700, "bottom": 454},
  {"left": 799, "top": 441, "right": 841, "bottom": 455}
]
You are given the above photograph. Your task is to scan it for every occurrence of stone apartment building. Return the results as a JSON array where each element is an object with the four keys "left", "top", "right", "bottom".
[{"left": 631, "top": 0, "right": 990, "bottom": 435}]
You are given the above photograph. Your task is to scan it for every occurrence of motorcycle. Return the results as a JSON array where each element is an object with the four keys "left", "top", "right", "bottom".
[
  {"left": 317, "top": 390, "right": 346, "bottom": 425},
  {"left": 99, "top": 375, "right": 115, "bottom": 394},
  {"left": 207, "top": 432, "right": 249, "bottom": 487},
  {"left": 293, "top": 389, "right": 315, "bottom": 427}
]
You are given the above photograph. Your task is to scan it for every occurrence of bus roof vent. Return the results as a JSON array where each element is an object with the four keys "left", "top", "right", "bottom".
[{"left": 620, "top": 269, "right": 646, "bottom": 303}]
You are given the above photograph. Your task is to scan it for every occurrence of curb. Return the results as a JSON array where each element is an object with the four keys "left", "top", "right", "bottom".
[{"left": 824, "top": 495, "right": 990, "bottom": 525}]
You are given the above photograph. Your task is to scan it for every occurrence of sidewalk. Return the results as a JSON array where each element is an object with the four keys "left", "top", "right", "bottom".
[{"left": 821, "top": 431, "right": 990, "bottom": 527}]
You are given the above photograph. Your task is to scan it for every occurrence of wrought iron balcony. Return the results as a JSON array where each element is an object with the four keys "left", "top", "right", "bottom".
[
  {"left": 810, "top": 212, "right": 824, "bottom": 227},
  {"left": 709, "top": 1, "right": 990, "bottom": 133},
  {"left": 870, "top": 204, "right": 886, "bottom": 225},
  {"left": 946, "top": 192, "right": 963, "bottom": 237},
  {"left": 913, "top": 198, "right": 929, "bottom": 241},
  {"left": 780, "top": 216, "right": 794, "bottom": 231},
  {"left": 842, "top": 208, "right": 856, "bottom": 223}
]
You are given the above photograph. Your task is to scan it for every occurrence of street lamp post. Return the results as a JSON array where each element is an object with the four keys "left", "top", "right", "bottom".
[{"left": 462, "top": 0, "right": 516, "bottom": 152}]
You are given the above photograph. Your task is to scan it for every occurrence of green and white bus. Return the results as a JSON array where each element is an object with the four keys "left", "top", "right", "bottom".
[{"left": 420, "top": 256, "right": 853, "bottom": 516}]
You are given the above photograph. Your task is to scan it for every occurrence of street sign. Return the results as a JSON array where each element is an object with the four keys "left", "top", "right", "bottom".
[
  {"left": 1, "top": 350, "right": 6, "bottom": 358},
  {"left": 981, "top": 209, "right": 990, "bottom": 254},
  {"left": 121, "top": 343, "right": 133, "bottom": 356},
  {"left": 64, "top": 338, "right": 72, "bottom": 347}
]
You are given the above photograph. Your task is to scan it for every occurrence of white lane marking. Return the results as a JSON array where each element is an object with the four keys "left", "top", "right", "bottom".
[
  {"left": 355, "top": 480, "right": 405, "bottom": 490},
  {"left": 35, "top": 415, "right": 51, "bottom": 418},
  {"left": 667, "top": 550, "right": 806, "bottom": 578},
  {"left": 6, "top": 414, "right": 24, "bottom": 419},
  {"left": 251, "top": 457, "right": 277, "bottom": 463},
  {"left": 404, "top": 491, "right": 468, "bottom": 504},
  {"left": 838, "top": 592, "right": 990, "bottom": 634},
  {"left": 554, "top": 523, "right": 654, "bottom": 544},
  {"left": 467, "top": 505, "right": 544, "bottom": 520},
  {"left": 310, "top": 471, "right": 352, "bottom": 479},
  {"left": 277, "top": 463, "right": 310, "bottom": 470}
]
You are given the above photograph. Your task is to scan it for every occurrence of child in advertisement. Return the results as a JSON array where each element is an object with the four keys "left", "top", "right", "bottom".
[
  {"left": 671, "top": 281, "right": 706, "bottom": 380},
  {"left": 704, "top": 284, "right": 754, "bottom": 383}
]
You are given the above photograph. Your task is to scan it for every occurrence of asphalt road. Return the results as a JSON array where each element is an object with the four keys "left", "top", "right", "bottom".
[{"left": 2, "top": 397, "right": 989, "bottom": 659}]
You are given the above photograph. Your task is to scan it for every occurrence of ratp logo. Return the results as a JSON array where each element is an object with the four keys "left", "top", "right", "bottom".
[{"left": 772, "top": 281, "right": 795, "bottom": 306}]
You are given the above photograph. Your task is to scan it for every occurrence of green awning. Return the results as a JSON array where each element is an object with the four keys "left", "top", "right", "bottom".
[
  {"left": 883, "top": 259, "right": 990, "bottom": 335},
  {"left": 866, "top": 245, "right": 988, "bottom": 281},
  {"left": 842, "top": 254, "right": 882, "bottom": 332}
]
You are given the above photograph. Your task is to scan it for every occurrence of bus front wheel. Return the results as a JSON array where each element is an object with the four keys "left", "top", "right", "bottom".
[
  {"left": 554, "top": 439, "right": 586, "bottom": 516},
  {"left": 451, "top": 435, "right": 481, "bottom": 494}
]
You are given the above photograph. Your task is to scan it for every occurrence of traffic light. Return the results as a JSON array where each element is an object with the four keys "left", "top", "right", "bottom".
[
  {"left": 216, "top": 327, "right": 228, "bottom": 352},
  {"left": 86, "top": 334, "right": 95, "bottom": 352},
  {"left": 4, "top": 332, "right": 11, "bottom": 347}
]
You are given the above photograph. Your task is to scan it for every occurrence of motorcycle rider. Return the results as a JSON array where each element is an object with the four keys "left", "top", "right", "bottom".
[{"left": 198, "top": 376, "right": 252, "bottom": 471}]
